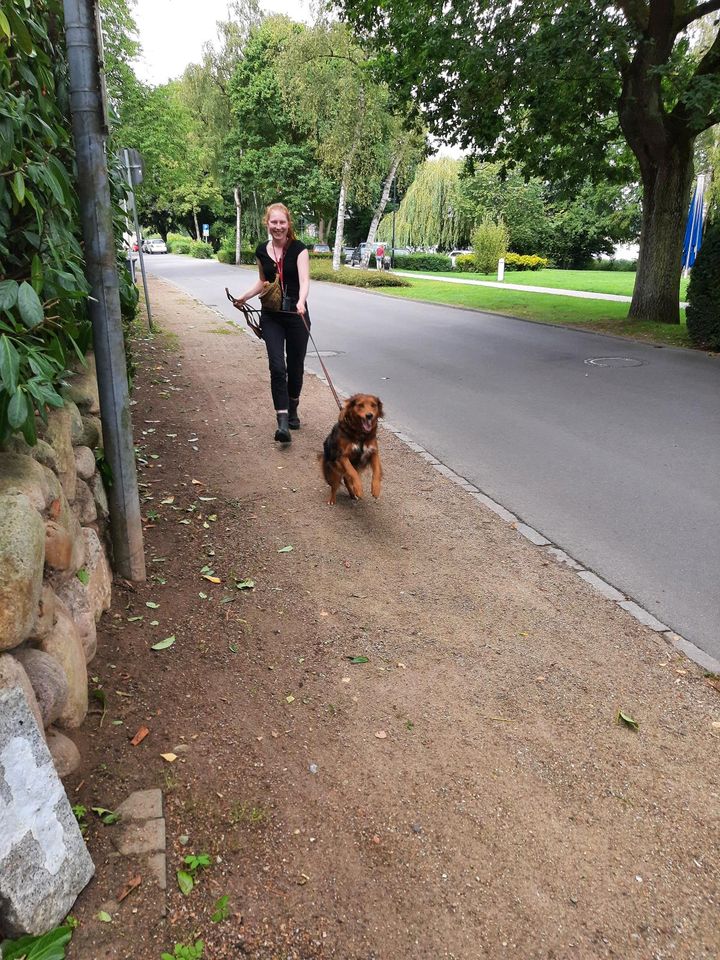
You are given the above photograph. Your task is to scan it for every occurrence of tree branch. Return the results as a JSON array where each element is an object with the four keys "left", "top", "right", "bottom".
[
  {"left": 676, "top": 0, "right": 720, "bottom": 30},
  {"left": 618, "top": 0, "right": 650, "bottom": 30}
]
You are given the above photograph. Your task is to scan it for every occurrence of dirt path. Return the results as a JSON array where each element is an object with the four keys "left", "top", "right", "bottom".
[{"left": 67, "top": 277, "right": 719, "bottom": 960}]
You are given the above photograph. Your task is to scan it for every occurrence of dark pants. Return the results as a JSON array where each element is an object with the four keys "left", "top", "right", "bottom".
[{"left": 261, "top": 310, "right": 310, "bottom": 410}]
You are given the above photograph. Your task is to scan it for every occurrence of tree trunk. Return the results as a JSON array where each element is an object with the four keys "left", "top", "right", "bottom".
[
  {"left": 193, "top": 207, "right": 201, "bottom": 242},
  {"left": 361, "top": 147, "right": 404, "bottom": 269},
  {"left": 629, "top": 141, "right": 694, "bottom": 324},
  {"left": 333, "top": 163, "right": 351, "bottom": 271},
  {"left": 318, "top": 217, "right": 325, "bottom": 242},
  {"left": 234, "top": 186, "right": 242, "bottom": 264}
]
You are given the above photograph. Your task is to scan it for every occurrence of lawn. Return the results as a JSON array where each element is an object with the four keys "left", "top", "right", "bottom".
[
  {"left": 377, "top": 277, "right": 691, "bottom": 348},
  {"left": 396, "top": 267, "right": 691, "bottom": 301}
]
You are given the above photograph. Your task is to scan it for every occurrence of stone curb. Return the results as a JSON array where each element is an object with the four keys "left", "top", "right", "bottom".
[{"left": 225, "top": 310, "right": 720, "bottom": 676}]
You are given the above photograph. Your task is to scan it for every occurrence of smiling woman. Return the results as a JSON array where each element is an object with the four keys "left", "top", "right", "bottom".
[{"left": 229, "top": 202, "right": 311, "bottom": 443}]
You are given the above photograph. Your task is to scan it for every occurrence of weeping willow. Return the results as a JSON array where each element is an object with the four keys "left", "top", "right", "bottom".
[{"left": 377, "top": 156, "right": 464, "bottom": 249}]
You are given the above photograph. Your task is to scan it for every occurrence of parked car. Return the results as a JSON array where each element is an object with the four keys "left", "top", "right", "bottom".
[
  {"left": 449, "top": 249, "right": 471, "bottom": 267},
  {"left": 143, "top": 238, "right": 168, "bottom": 254},
  {"left": 311, "top": 243, "right": 331, "bottom": 254},
  {"left": 343, "top": 246, "right": 355, "bottom": 264},
  {"left": 350, "top": 242, "right": 385, "bottom": 266}
]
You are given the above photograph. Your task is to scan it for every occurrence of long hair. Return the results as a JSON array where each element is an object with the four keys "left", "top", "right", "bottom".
[{"left": 263, "top": 202, "right": 296, "bottom": 242}]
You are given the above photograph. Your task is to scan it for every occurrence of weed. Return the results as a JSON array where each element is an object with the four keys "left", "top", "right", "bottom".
[
  {"left": 177, "top": 853, "right": 211, "bottom": 895},
  {"left": 211, "top": 894, "right": 231, "bottom": 923},
  {"left": 229, "top": 801, "right": 267, "bottom": 825},
  {"left": 161, "top": 941, "right": 204, "bottom": 960},
  {"left": 72, "top": 805, "right": 88, "bottom": 836}
]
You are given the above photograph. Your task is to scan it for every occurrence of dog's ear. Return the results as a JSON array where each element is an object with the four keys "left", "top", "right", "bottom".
[
  {"left": 340, "top": 396, "right": 355, "bottom": 420},
  {"left": 376, "top": 397, "right": 384, "bottom": 419}
]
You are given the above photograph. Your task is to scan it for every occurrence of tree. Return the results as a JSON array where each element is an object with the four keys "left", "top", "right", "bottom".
[
  {"left": 338, "top": 0, "right": 720, "bottom": 323},
  {"left": 377, "top": 157, "right": 464, "bottom": 249}
]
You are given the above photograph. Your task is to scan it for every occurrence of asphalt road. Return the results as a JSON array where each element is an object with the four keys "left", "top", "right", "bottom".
[{"left": 143, "top": 254, "right": 720, "bottom": 660}]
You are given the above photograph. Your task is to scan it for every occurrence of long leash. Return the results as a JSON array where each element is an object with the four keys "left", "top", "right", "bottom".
[{"left": 226, "top": 291, "right": 343, "bottom": 411}]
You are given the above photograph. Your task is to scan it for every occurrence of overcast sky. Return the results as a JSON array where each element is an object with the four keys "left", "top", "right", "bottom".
[{"left": 133, "top": 0, "right": 312, "bottom": 85}]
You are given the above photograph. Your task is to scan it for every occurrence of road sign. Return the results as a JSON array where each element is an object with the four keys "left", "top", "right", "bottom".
[{"left": 202, "top": 223, "right": 210, "bottom": 238}]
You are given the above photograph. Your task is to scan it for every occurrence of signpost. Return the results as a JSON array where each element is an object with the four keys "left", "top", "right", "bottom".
[
  {"left": 202, "top": 223, "right": 210, "bottom": 240},
  {"left": 122, "top": 148, "right": 152, "bottom": 330}
]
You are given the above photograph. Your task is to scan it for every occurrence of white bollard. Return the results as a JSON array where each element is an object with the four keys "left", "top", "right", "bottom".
[{"left": 497, "top": 258, "right": 505, "bottom": 282}]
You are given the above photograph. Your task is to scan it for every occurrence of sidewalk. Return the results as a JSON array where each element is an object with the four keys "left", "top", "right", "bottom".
[
  {"left": 67, "top": 276, "right": 719, "bottom": 960},
  {"left": 395, "top": 271, "right": 690, "bottom": 308}
]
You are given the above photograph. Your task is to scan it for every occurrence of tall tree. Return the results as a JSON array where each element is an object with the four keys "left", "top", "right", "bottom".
[{"left": 338, "top": 0, "right": 720, "bottom": 324}]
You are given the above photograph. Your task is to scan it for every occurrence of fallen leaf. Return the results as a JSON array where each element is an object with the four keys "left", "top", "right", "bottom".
[
  {"left": 202, "top": 575, "right": 222, "bottom": 584},
  {"left": 160, "top": 497, "right": 175, "bottom": 505},
  {"left": 145, "top": 601, "right": 160, "bottom": 609},
  {"left": 191, "top": 479, "right": 204, "bottom": 486},
  {"left": 177, "top": 869, "right": 194, "bottom": 895},
  {"left": 151, "top": 635, "right": 176, "bottom": 651},
  {"left": 130, "top": 725, "right": 149, "bottom": 746},
  {"left": 341, "top": 677, "right": 351, "bottom": 684},
  {"left": 348, "top": 656, "right": 369, "bottom": 664},
  {"left": 617, "top": 710, "right": 639, "bottom": 731},
  {"left": 375, "top": 730, "right": 388, "bottom": 739},
  {"left": 97, "top": 910, "right": 113, "bottom": 923},
  {"left": 278, "top": 545, "right": 294, "bottom": 553},
  {"left": 235, "top": 578, "right": 255, "bottom": 590},
  {"left": 92, "top": 806, "right": 121, "bottom": 824},
  {"left": 127, "top": 616, "right": 143, "bottom": 622},
  {"left": 297, "top": 873, "right": 310, "bottom": 885},
  {"left": 161, "top": 752, "right": 178, "bottom": 763},
  {"left": 286, "top": 695, "right": 295, "bottom": 704},
  {"left": 117, "top": 875, "right": 142, "bottom": 902}
]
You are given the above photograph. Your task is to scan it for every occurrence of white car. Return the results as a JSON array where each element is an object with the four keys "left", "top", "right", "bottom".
[{"left": 143, "top": 238, "right": 167, "bottom": 254}]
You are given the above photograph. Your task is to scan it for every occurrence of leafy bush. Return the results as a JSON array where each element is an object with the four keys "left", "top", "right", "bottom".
[
  {"left": 309, "top": 251, "right": 333, "bottom": 260},
  {"left": 0, "top": 0, "right": 94, "bottom": 447},
  {"left": 504, "top": 253, "right": 551, "bottom": 271},
  {"left": 454, "top": 253, "right": 479, "bottom": 272},
  {"left": 166, "top": 232, "right": 192, "bottom": 254},
  {"left": 310, "top": 262, "right": 410, "bottom": 288},
  {"left": 472, "top": 219, "right": 509, "bottom": 274},
  {"left": 588, "top": 258, "right": 637, "bottom": 272},
  {"left": 189, "top": 240, "right": 211, "bottom": 259},
  {"left": 686, "top": 219, "right": 720, "bottom": 350},
  {"left": 393, "top": 253, "right": 452, "bottom": 271}
]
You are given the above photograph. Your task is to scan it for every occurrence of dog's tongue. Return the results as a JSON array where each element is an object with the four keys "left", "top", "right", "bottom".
[{"left": 362, "top": 420, "right": 373, "bottom": 433}]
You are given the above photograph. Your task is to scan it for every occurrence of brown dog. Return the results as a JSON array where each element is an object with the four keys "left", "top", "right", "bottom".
[{"left": 320, "top": 394, "right": 383, "bottom": 505}]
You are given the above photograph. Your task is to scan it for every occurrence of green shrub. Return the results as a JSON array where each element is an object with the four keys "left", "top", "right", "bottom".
[
  {"left": 167, "top": 235, "right": 191, "bottom": 255},
  {"left": 686, "top": 219, "right": 720, "bottom": 350},
  {"left": 309, "top": 251, "right": 333, "bottom": 260},
  {"left": 189, "top": 240, "right": 211, "bottom": 259},
  {"left": 472, "top": 219, "right": 509, "bottom": 274},
  {"left": 504, "top": 253, "right": 551, "bottom": 272},
  {"left": 588, "top": 258, "right": 637, "bottom": 272},
  {"left": 310, "top": 262, "right": 410, "bottom": 288},
  {"left": 454, "top": 253, "right": 479, "bottom": 272},
  {"left": 393, "top": 253, "right": 452, "bottom": 271}
]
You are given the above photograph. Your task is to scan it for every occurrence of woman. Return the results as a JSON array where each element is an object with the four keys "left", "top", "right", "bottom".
[{"left": 233, "top": 203, "right": 310, "bottom": 443}]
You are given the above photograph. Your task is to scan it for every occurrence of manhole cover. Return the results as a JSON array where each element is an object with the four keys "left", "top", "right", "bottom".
[
  {"left": 584, "top": 357, "right": 644, "bottom": 368},
  {"left": 314, "top": 350, "right": 343, "bottom": 358}
]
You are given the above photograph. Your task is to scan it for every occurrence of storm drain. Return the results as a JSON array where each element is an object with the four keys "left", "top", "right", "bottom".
[{"left": 584, "top": 357, "right": 644, "bottom": 368}]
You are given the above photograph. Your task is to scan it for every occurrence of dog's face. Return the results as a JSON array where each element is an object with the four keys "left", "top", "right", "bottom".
[{"left": 342, "top": 394, "right": 383, "bottom": 435}]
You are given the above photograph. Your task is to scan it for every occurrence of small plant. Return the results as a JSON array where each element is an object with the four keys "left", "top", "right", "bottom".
[
  {"left": 211, "top": 894, "right": 231, "bottom": 923},
  {"left": 1, "top": 924, "right": 74, "bottom": 959},
  {"left": 72, "top": 804, "right": 88, "bottom": 836},
  {"left": 161, "top": 941, "right": 204, "bottom": 960},
  {"left": 229, "top": 800, "right": 267, "bottom": 825},
  {"left": 176, "top": 852, "right": 211, "bottom": 895}
]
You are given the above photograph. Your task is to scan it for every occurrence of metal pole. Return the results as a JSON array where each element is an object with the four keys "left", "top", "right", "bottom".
[
  {"left": 62, "top": 0, "right": 146, "bottom": 581},
  {"left": 123, "top": 149, "right": 153, "bottom": 330}
]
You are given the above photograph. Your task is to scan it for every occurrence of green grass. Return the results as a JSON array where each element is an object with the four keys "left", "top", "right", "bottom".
[
  {"left": 396, "top": 267, "right": 690, "bottom": 301},
  {"left": 377, "top": 278, "right": 691, "bottom": 348}
]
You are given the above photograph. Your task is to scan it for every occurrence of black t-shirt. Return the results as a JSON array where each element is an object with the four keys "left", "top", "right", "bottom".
[{"left": 255, "top": 239, "right": 307, "bottom": 301}]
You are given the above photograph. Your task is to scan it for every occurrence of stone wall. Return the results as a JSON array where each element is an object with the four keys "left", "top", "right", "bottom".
[{"left": 0, "top": 353, "right": 112, "bottom": 775}]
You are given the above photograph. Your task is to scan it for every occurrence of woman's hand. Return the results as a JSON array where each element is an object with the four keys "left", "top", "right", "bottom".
[{"left": 296, "top": 300, "right": 306, "bottom": 317}]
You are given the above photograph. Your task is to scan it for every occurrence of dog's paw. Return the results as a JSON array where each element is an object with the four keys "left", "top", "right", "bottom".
[{"left": 371, "top": 481, "right": 381, "bottom": 499}]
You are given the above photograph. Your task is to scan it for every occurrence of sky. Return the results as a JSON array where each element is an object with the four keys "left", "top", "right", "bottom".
[{"left": 132, "top": 0, "right": 312, "bottom": 85}]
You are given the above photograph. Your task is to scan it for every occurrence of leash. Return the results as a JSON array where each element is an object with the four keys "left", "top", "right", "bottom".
[{"left": 226, "top": 288, "right": 343, "bottom": 411}]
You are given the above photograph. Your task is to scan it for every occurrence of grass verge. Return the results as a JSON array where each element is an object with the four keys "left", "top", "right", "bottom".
[{"left": 378, "top": 278, "right": 691, "bottom": 348}]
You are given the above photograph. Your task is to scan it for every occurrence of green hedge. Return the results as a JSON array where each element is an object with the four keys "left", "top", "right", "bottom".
[
  {"left": 454, "top": 253, "right": 477, "bottom": 272},
  {"left": 588, "top": 258, "right": 637, "bottom": 272},
  {"left": 686, "top": 219, "right": 720, "bottom": 350},
  {"left": 394, "top": 253, "right": 452, "bottom": 271},
  {"left": 189, "top": 240, "right": 211, "bottom": 259},
  {"left": 310, "top": 262, "right": 410, "bottom": 288},
  {"left": 0, "top": 0, "right": 94, "bottom": 446}
]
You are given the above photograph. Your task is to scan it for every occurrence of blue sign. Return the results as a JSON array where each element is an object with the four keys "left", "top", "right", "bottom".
[{"left": 202, "top": 223, "right": 210, "bottom": 237}]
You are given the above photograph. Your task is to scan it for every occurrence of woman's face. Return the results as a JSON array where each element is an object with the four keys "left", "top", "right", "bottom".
[{"left": 267, "top": 209, "right": 289, "bottom": 242}]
